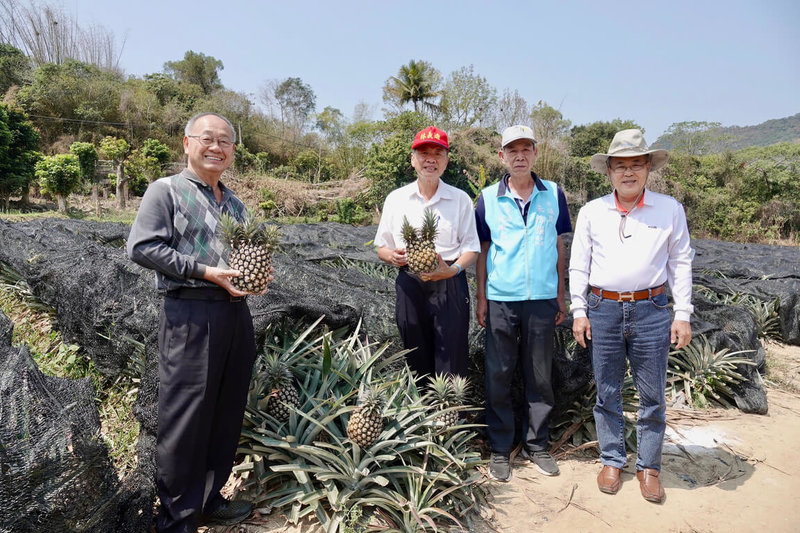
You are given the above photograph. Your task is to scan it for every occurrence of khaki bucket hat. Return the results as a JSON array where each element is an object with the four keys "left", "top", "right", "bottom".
[{"left": 589, "top": 129, "right": 669, "bottom": 174}]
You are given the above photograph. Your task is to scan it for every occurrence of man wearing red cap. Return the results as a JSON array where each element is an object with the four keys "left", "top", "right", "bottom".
[{"left": 374, "top": 126, "right": 480, "bottom": 378}]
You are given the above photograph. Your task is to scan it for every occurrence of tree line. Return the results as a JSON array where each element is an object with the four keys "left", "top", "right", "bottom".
[{"left": 0, "top": 0, "right": 798, "bottom": 242}]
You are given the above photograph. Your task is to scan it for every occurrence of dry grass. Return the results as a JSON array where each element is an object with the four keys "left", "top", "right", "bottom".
[
  {"left": 764, "top": 340, "right": 800, "bottom": 393},
  {"left": 225, "top": 170, "right": 373, "bottom": 219}
]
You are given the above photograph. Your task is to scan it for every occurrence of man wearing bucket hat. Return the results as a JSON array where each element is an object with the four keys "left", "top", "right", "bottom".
[
  {"left": 474, "top": 125, "right": 572, "bottom": 482},
  {"left": 569, "top": 129, "right": 693, "bottom": 503},
  {"left": 375, "top": 126, "right": 480, "bottom": 379}
]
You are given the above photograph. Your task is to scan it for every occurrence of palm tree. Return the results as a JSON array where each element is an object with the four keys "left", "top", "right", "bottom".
[{"left": 383, "top": 59, "right": 442, "bottom": 113}]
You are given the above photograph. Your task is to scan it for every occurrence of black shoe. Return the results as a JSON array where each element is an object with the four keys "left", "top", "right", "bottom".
[
  {"left": 521, "top": 448, "right": 560, "bottom": 476},
  {"left": 489, "top": 452, "right": 511, "bottom": 482},
  {"left": 201, "top": 498, "right": 253, "bottom": 526}
]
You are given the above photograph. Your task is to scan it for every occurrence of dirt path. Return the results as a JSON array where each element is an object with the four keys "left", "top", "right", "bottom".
[
  {"left": 207, "top": 343, "right": 800, "bottom": 533},
  {"left": 477, "top": 386, "right": 799, "bottom": 533}
]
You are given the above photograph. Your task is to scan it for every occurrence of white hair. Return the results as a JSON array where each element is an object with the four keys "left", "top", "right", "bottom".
[{"left": 184, "top": 112, "right": 236, "bottom": 143}]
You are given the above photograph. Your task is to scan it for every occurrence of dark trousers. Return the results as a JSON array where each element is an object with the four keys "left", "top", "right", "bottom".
[
  {"left": 155, "top": 295, "right": 256, "bottom": 533},
  {"left": 485, "top": 299, "right": 558, "bottom": 454},
  {"left": 395, "top": 268, "right": 470, "bottom": 379}
]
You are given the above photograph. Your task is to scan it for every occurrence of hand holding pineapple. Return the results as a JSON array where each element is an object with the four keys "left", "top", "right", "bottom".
[{"left": 202, "top": 265, "right": 250, "bottom": 297}]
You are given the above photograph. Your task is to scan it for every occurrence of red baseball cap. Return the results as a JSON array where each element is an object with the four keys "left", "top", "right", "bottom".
[{"left": 412, "top": 126, "right": 449, "bottom": 150}]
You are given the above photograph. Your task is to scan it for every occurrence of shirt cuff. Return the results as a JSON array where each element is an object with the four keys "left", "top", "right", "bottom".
[
  {"left": 572, "top": 308, "right": 587, "bottom": 319},
  {"left": 673, "top": 310, "right": 692, "bottom": 322}
]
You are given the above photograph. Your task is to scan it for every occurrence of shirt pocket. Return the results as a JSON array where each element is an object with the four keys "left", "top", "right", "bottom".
[{"left": 435, "top": 216, "right": 456, "bottom": 247}]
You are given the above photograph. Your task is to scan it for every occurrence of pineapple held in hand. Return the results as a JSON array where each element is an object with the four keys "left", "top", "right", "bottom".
[
  {"left": 219, "top": 210, "right": 279, "bottom": 293},
  {"left": 430, "top": 373, "right": 470, "bottom": 428},
  {"left": 401, "top": 208, "right": 439, "bottom": 273},
  {"left": 346, "top": 387, "right": 385, "bottom": 448}
]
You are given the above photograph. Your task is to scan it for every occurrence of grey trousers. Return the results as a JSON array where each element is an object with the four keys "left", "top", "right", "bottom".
[{"left": 155, "top": 292, "right": 256, "bottom": 533}]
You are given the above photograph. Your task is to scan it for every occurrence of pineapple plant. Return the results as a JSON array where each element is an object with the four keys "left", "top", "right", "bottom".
[
  {"left": 401, "top": 208, "right": 439, "bottom": 273},
  {"left": 430, "top": 374, "right": 470, "bottom": 428},
  {"left": 258, "top": 353, "right": 300, "bottom": 422},
  {"left": 346, "top": 386, "right": 385, "bottom": 447},
  {"left": 218, "top": 210, "right": 279, "bottom": 293}
]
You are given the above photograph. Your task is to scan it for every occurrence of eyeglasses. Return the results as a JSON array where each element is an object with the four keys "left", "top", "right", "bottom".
[
  {"left": 187, "top": 135, "right": 234, "bottom": 149},
  {"left": 609, "top": 163, "right": 647, "bottom": 175}
]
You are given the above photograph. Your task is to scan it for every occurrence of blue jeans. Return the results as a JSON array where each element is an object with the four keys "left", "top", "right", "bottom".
[{"left": 587, "top": 291, "right": 671, "bottom": 471}]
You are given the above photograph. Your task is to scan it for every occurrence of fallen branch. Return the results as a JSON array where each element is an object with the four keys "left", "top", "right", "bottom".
[
  {"left": 549, "top": 420, "right": 583, "bottom": 454},
  {"left": 554, "top": 483, "right": 612, "bottom": 527},
  {"left": 719, "top": 441, "right": 791, "bottom": 476}
]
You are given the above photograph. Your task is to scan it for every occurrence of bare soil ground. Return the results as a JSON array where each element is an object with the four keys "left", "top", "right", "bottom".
[{"left": 204, "top": 342, "right": 800, "bottom": 533}]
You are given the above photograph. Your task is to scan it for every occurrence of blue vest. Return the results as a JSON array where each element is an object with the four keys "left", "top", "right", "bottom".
[{"left": 482, "top": 178, "right": 560, "bottom": 301}]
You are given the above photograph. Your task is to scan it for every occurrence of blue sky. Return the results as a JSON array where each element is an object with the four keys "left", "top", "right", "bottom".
[{"left": 62, "top": 0, "right": 799, "bottom": 139}]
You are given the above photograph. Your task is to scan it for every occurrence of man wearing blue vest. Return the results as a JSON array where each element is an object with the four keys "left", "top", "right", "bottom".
[{"left": 475, "top": 125, "right": 572, "bottom": 482}]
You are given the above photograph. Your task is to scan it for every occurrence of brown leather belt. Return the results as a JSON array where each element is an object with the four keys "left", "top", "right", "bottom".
[{"left": 591, "top": 285, "right": 665, "bottom": 302}]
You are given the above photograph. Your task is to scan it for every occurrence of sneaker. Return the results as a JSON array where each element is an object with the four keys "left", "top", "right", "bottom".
[
  {"left": 489, "top": 452, "right": 511, "bottom": 482},
  {"left": 201, "top": 498, "right": 253, "bottom": 526},
  {"left": 527, "top": 449, "right": 559, "bottom": 476}
]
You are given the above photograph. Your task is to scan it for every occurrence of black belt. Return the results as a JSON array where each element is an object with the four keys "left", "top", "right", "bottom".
[
  {"left": 591, "top": 285, "right": 665, "bottom": 302},
  {"left": 400, "top": 259, "right": 456, "bottom": 272},
  {"left": 165, "top": 287, "right": 246, "bottom": 302}
]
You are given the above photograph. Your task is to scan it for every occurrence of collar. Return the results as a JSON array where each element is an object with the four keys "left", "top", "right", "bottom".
[
  {"left": 497, "top": 171, "right": 547, "bottom": 198},
  {"left": 181, "top": 168, "right": 231, "bottom": 199},
  {"left": 604, "top": 189, "right": 652, "bottom": 212},
  {"left": 407, "top": 178, "right": 453, "bottom": 203}
]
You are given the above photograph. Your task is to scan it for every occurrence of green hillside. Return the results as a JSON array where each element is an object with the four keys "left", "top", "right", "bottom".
[{"left": 654, "top": 113, "right": 800, "bottom": 152}]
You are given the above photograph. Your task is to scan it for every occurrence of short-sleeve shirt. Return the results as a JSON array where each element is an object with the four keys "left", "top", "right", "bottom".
[{"left": 374, "top": 180, "right": 481, "bottom": 261}]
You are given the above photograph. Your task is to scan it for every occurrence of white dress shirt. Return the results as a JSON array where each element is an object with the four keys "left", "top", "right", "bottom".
[
  {"left": 569, "top": 189, "right": 694, "bottom": 322},
  {"left": 374, "top": 180, "right": 481, "bottom": 261}
]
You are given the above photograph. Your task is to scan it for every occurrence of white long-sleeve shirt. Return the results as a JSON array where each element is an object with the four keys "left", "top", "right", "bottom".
[{"left": 569, "top": 189, "right": 694, "bottom": 322}]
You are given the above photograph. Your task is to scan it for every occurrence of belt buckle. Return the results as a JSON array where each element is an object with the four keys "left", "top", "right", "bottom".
[{"left": 617, "top": 292, "right": 635, "bottom": 302}]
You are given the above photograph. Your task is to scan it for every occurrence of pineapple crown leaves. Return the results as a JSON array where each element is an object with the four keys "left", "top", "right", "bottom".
[
  {"left": 355, "top": 385, "right": 386, "bottom": 416},
  {"left": 400, "top": 208, "right": 439, "bottom": 246},
  {"left": 263, "top": 353, "right": 295, "bottom": 390},
  {"left": 428, "top": 373, "right": 471, "bottom": 407},
  {"left": 218, "top": 209, "right": 280, "bottom": 249},
  {"left": 429, "top": 373, "right": 455, "bottom": 406},
  {"left": 419, "top": 208, "right": 439, "bottom": 241}
]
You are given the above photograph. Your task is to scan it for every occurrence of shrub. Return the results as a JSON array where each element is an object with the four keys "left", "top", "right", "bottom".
[
  {"left": 335, "top": 198, "right": 370, "bottom": 225},
  {"left": 237, "top": 320, "right": 486, "bottom": 531},
  {"left": 35, "top": 154, "right": 82, "bottom": 213},
  {"left": 667, "top": 335, "right": 755, "bottom": 408}
]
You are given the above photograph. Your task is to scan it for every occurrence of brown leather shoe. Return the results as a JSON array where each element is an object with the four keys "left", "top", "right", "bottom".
[
  {"left": 597, "top": 465, "right": 622, "bottom": 494},
  {"left": 637, "top": 468, "right": 665, "bottom": 503}
]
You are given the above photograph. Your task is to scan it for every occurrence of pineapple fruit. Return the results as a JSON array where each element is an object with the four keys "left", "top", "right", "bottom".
[
  {"left": 259, "top": 353, "right": 300, "bottom": 422},
  {"left": 430, "top": 374, "right": 469, "bottom": 428},
  {"left": 401, "top": 208, "right": 439, "bottom": 273},
  {"left": 219, "top": 210, "right": 279, "bottom": 293},
  {"left": 346, "top": 387, "right": 385, "bottom": 448}
]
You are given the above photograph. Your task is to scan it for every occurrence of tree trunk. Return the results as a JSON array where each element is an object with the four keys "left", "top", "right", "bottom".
[
  {"left": 92, "top": 183, "right": 100, "bottom": 217},
  {"left": 21, "top": 185, "right": 30, "bottom": 205},
  {"left": 57, "top": 194, "right": 68, "bottom": 214},
  {"left": 115, "top": 162, "right": 126, "bottom": 210}
]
